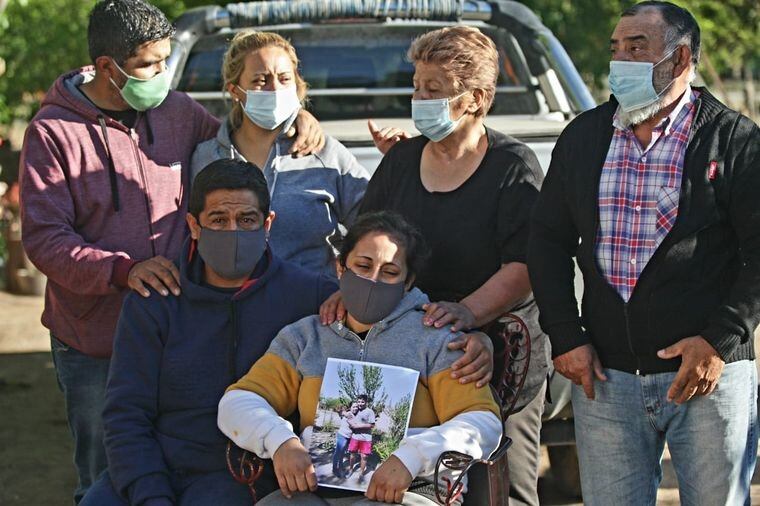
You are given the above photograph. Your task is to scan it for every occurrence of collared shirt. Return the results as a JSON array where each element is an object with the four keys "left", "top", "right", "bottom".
[{"left": 595, "top": 87, "right": 698, "bottom": 301}]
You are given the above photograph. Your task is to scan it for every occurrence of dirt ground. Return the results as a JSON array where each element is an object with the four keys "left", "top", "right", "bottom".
[{"left": 1, "top": 292, "right": 759, "bottom": 505}]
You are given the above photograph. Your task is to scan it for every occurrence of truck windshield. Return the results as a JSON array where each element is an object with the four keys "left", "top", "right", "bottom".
[{"left": 178, "top": 22, "right": 541, "bottom": 120}]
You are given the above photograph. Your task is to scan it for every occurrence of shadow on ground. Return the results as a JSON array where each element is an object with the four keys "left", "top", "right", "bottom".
[
  {"left": 0, "top": 352, "right": 76, "bottom": 505},
  {"left": 3, "top": 350, "right": 760, "bottom": 505}
]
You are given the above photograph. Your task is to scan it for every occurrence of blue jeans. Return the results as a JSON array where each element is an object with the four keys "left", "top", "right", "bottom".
[
  {"left": 332, "top": 433, "right": 351, "bottom": 475},
  {"left": 81, "top": 470, "right": 255, "bottom": 505},
  {"left": 572, "top": 361, "right": 758, "bottom": 506},
  {"left": 50, "top": 335, "right": 110, "bottom": 504}
]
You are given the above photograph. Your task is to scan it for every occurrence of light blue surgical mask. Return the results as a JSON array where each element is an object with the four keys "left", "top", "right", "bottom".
[
  {"left": 608, "top": 49, "right": 677, "bottom": 112},
  {"left": 411, "top": 92, "right": 467, "bottom": 142},
  {"left": 238, "top": 86, "right": 301, "bottom": 130}
]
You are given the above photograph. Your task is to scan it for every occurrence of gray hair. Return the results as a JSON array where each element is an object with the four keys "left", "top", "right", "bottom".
[{"left": 622, "top": 1, "right": 701, "bottom": 66}]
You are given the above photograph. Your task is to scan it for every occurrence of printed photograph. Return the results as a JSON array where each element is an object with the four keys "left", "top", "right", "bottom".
[{"left": 306, "top": 358, "right": 419, "bottom": 492}]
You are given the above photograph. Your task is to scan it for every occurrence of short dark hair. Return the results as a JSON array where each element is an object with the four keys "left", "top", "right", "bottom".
[
  {"left": 189, "top": 159, "right": 270, "bottom": 218},
  {"left": 357, "top": 394, "right": 369, "bottom": 402},
  {"left": 622, "top": 1, "right": 701, "bottom": 65},
  {"left": 337, "top": 211, "right": 430, "bottom": 282},
  {"left": 88, "top": 0, "right": 175, "bottom": 65}
]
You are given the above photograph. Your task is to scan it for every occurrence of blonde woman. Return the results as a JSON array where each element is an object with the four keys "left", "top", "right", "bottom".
[{"left": 191, "top": 30, "right": 369, "bottom": 278}]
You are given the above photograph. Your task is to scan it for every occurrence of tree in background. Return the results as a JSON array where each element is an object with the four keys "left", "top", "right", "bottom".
[
  {"left": 0, "top": 0, "right": 757, "bottom": 124},
  {"left": 0, "top": 0, "right": 202, "bottom": 124},
  {"left": 522, "top": 0, "right": 760, "bottom": 94},
  {"left": 337, "top": 363, "right": 389, "bottom": 409}
]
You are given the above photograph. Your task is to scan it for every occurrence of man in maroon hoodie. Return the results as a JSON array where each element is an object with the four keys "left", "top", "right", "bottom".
[{"left": 18, "top": 1, "right": 322, "bottom": 503}]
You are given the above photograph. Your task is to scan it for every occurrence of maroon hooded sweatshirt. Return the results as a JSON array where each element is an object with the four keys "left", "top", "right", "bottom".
[{"left": 19, "top": 67, "right": 220, "bottom": 358}]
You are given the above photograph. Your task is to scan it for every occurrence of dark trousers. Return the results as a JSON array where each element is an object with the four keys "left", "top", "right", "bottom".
[
  {"left": 81, "top": 470, "right": 256, "bottom": 505},
  {"left": 51, "top": 335, "right": 110, "bottom": 504}
]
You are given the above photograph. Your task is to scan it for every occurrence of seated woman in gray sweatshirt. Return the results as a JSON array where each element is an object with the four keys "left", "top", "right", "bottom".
[
  {"left": 191, "top": 30, "right": 369, "bottom": 278},
  {"left": 218, "top": 212, "right": 502, "bottom": 505}
]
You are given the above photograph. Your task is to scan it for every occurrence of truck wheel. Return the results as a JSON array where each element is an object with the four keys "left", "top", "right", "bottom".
[{"left": 547, "top": 445, "right": 582, "bottom": 499}]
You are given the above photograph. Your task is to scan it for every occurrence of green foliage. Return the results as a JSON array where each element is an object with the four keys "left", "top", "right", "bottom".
[
  {"left": 321, "top": 417, "right": 338, "bottom": 433},
  {"left": 371, "top": 393, "right": 412, "bottom": 462},
  {"left": 522, "top": 0, "right": 760, "bottom": 91},
  {"left": 0, "top": 0, "right": 756, "bottom": 123},
  {"left": 0, "top": 0, "right": 209, "bottom": 123},
  {"left": 337, "top": 363, "right": 388, "bottom": 408},
  {"left": 372, "top": 437, "right": 398, "bottom": 462},
  {"left": 320, "top": 396, "right": 349, "bottom": 413},
  {"left": 387, "top": 393, "right": 412, "bottom": 443}
]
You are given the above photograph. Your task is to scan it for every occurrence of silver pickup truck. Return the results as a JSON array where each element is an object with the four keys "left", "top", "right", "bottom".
[{"left": 168, "top": 0, "right": 592, "bottom": 496}]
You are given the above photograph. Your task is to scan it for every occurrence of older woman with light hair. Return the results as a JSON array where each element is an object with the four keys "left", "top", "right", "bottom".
[
  {"left": 191, "top": 30, "right": 369, "bottom": 278},
  {"left": 321, "top": 25, "right": 551, "bottom": 506}
]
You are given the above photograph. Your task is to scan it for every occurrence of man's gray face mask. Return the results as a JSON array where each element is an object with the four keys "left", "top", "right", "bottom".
[
  {"left": 339, "top": 268, "right": 405, "bottom": 325},
  {"left": 197, "top": 227, "right": 267, "bottom": 280}
]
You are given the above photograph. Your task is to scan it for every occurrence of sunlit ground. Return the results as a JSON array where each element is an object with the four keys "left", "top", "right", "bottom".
[{"left": 1, "top": 292, "right": 759, "bottom": 505}]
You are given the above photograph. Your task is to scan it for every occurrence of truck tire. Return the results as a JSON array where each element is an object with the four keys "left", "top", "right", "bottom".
[{"left": 547, "top": 445, "right": 582, "bottom": 499}]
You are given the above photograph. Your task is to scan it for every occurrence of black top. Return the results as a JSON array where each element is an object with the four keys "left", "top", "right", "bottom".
[
  {"left": 360, "top": 128, "right": 543, "bottom": 303},
  {"left": 528, "top": 88, "right": 759, "bottom": 373},
  {"left": 77, "top": 85, "right": 138, "bottom": 128},
  {"left": 100, "top": 107, "right": 138, "bottom": 129}
]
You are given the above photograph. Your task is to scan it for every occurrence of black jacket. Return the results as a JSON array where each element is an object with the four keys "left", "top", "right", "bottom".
[{"left": 528, "top": 88, "right": 760, "bottom": 374}]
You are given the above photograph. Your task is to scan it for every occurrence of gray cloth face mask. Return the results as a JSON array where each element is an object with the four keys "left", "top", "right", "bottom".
[
  {"left": 339, "top": 268, "right": 406, "bottom": 325},
  {"left": 196, "top": 227, "right": 267, "bottom": 280}
]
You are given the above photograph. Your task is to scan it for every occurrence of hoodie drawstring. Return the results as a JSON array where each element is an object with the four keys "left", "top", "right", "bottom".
[
  {"left": 97, "top": 115, "right": 121, "bottom": 212},
  {"left": 144, "top": 110, "right": 155, "bottom": 145}
]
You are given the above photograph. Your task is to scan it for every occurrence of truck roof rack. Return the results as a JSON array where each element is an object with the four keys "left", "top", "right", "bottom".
[{"left": 169, "top": 1, "right": 595, "bottom": 112}]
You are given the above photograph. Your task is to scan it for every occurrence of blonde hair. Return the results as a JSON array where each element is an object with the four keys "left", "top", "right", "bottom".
[
  {"left": 222, "top": 30, "right": 309, "bottom": 130},
  {"left": 407, "top": 26, "right": 499, "bottom": 117}
]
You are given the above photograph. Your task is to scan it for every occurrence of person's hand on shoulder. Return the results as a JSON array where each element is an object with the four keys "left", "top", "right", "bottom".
[
  {"left": 366, "top": 455, "right": 413, "bottom": 503},
  {"left": 128, "top": 256, "right": 181, "bottom": 297},
  {"left": 422, "top": 301, "right": 476, "bottom": 332},
  {"left": 368, "top": 119, "right": 411, "bottom": 155},
  {"left": 272, "top": 438, "right": 317, "bottom": 498},
  {"left": 448, "top": 331, "right": 494, "bottom": 388},
  {"left": 320, "top": 290, "right": 346, "bottom": 325},
  {"left": 287, "top": 109, "right": 325, "bottom": 157}
]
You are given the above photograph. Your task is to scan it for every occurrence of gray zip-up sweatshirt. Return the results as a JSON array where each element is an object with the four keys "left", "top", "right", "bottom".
[
  {"left": 191, "top": 117, "right": 369, "bottom": 278},
  {"left": 218, "top": 288, "right": 501, "bottom": 488}
]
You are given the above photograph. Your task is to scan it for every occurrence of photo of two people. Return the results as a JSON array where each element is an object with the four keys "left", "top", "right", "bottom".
[{"left": 306, "top": 358, "right": 419, "bottom": 492}]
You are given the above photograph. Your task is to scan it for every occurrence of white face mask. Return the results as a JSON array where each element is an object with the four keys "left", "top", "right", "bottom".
[
  {"left": 411, "top": 92, "right": 467, "bottom": 142},
  {"left": 237, "top": 86, "right": 301, "bottom": 130},
  {"left": 608, "top": 48, "right": 677, "bottom": 112}
]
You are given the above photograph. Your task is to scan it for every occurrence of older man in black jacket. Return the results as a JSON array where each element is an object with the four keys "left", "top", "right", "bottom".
[{"left": 528, "top": 2, "right": 759, "bottom": 505}]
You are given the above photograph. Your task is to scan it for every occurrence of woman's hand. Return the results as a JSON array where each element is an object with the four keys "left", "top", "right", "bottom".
[
  {"left": 368, "top": 119, "right": 411, "bottom": 155},
  {"left": 448, "top": 332, "right": 494, "bottom": 388},
  {"left": 287, "top": 110, "right": 325, "bottom": 157},
  {"left": 422, "top": 301, "right": 476, "bottom": 332},
  {"left": 271, "top": 438, "right": 317, "bottom": 498},
  {"left": 366, "top": 455, "right": 413, "bottom": 503},
  {"left": 319, "top": 290, "right": 346, "bottom": 325}
]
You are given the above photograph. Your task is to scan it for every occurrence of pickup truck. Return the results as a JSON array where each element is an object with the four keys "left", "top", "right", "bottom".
[{"left": 168, "top": 0, "right": 592, "bottom": 496}]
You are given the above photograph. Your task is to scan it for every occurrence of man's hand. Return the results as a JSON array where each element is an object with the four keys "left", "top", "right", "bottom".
[
  {"left": 448, "top": 332, "right": 494, "bottom": 387},
  {"left": 366, "top": 455, "right": 413, "bottom": 503},
  {"left": 553, "top": 344, "right": 607, "bottom": 400},
  {"left": 286, "top": 109, "right": 325, "bottom": 157},
  {"left": 271, "top": 438, "right": 317, "bottom": 498},
  {"left": 657, "top": 335, "right": 725, "bottom": 404},
  {"left": 422, "top": 301, "right": 476, "bottom": 331},
  {"left": 128, "top": 256, "right": 180, "bottom": 297},
  {"left": 368, "top": 119, "right": 411, "bottom": 155},
  {"left": 319, "top": 290, "right": 346, "bottom": 325}
]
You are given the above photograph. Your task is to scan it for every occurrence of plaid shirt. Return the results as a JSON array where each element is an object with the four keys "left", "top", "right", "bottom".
[{"left": 595, "top": 88, "right": 698, "bottom": 301}]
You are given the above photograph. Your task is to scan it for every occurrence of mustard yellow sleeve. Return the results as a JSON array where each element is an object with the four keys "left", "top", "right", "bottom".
[
  {"left": 428, "top": 368, "right": 500, "bottom": 423},
  {"left": 227, "top": 353, "right": 301, "bottom": 418}
]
